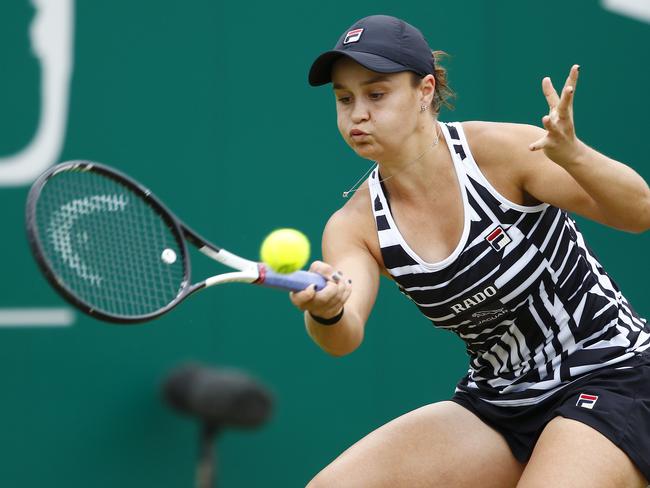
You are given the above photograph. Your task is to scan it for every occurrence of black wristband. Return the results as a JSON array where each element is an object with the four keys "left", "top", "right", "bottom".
[{"left": 309, "top": 307, "right": 344, "bottom": 326}]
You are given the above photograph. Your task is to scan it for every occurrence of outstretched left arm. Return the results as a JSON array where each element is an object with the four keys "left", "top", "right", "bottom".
[{"left": 524, "top": 65, "right": 650, "bottom": 233}]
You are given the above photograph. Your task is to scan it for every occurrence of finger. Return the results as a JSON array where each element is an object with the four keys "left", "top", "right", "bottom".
[
  {"left": 564, "top": 64, "right": 580, "bottom": 92},
  {"left": 335, "top": 277, "right": 352, "bottom": 306},
  {"left": 528, "top": 139, "right": 546, "bottom": 151},
  {"left": 312, "top": 280, "right": 340, "bottom": 305},
  {"left": 542, "top": 77, "right": 560, "bottom": 109},
  {"left": 308, "top": 261, "right": 345, "bottom": 285},
  {"left": 333, "top": 273, "right": 348, "bottom": 295},
  {"left": 528, "top": 114, "right": 552, "bottom": 150},
  {"left": 557, "top": 64, "right": 579, "bottom": 115},
  {"left": 528, "top": 132, "right": 548, "bottom": 151},
  {"left": 308, "top": 260, "right": 333, "bottom": 275},
  {"left": 316, "top": 277, "right": 350, "bottom": 312},
  {"left": 289, "top": 284, "right": 316, "bottom": 306},
  {"left": 310, "top": 299, "right": 344, "bottom": 319},
  {"left": 289, "top": 284, "right": 317, "bottom": 308},
  {"left": 557, "top": 81, "right": 576, "bottom": 117},
  {"left": 340, "top": 280, "right": 352, "bottom": 303}
]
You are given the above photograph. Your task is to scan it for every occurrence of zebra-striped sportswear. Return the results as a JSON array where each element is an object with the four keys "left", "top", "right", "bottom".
[{"left": 367, "top": 121, "right": 649, "bottom": 406}]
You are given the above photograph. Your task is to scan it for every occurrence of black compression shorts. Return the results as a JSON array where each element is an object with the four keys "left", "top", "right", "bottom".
[{"left": 451, "top": 351, "right": 650, "bottom": 480}]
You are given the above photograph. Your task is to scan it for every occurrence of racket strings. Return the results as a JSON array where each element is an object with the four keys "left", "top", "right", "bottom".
[{"left": 36, "top": 170, "right": 186, "bottom": 318}]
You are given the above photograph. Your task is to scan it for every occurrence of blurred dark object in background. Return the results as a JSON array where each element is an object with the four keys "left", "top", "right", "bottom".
[{"left": 163, "top": 363, "right": 273, "bottom": 488}]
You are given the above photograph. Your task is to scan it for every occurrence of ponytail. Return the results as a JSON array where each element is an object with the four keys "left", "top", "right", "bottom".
[{"left": 412, "top": 51, "right": 455, "bottom": 114}]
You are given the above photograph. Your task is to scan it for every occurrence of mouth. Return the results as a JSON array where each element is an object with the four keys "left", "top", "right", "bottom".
[{"left": 349, "top": 129, "right": 369, "bottom": 138}]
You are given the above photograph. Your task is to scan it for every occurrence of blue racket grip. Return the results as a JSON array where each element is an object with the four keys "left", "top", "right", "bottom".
[{"left": 259, "top": 268, "right": 327, "bottom": 292}]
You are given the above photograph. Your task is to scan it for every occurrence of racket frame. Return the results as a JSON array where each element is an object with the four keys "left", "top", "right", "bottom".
[
  {"left": 26, "top": 161, "right": 326, "bottom": 324},
  {"left": 26, "top": 161, "right": 196, "bottom": 323}
]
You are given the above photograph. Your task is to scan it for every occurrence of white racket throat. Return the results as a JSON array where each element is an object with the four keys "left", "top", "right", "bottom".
[
  {"left": 204, "top": 270, "right": 259, "bottom": 287},
  {"left": 199, "top": 246, "right": 257, "bottom": 271},
  {"left": 199, "top": 246, "right": 262, "bottom": 287}
]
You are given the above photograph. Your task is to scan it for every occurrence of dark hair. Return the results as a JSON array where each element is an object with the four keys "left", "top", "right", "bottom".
[{"left": 411, "top": 51, "right": 455, "bottom": 114}]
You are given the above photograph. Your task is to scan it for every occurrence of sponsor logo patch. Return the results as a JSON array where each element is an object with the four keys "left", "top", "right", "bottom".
[
  {"left": 450, "top": 285, "right": 498, "bottom": 314},
  {"left": 343, "top": 28, "right": 364, "bottom": 44},
  {"left": 485, "top": 226, "right": 511, "bottom": 252},
  {"left": 576, "top": 393, "right": 599, "bottom": 409},
  {"left": 471, "top": 307, "right": 508, "bottom": 325},
  {"left": 472, "top": 309, "right": 504, "bottom": 318}
]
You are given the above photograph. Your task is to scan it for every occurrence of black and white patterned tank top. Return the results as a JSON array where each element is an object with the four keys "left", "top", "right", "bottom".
[{"left": 368, "top": 121, "right": 649, "bottom": 406}]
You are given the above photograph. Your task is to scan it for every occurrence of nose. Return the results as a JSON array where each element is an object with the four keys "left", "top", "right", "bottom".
[{"left": 350, "top": 99, "right": 370, "bottom": 124}]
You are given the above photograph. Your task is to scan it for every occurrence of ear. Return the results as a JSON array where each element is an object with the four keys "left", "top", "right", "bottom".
[{"left": 419, "top": 74, "right": 436, "bottom": 106}]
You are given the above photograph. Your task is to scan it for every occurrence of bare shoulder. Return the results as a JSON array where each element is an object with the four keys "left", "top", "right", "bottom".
[
  {"left": 323, "top": 181, "right": 385, "bottom": 268},
  {"left": 325, "top": 181, "right": 373, "bottom": 234},
  {"left": 461, "top": 121, "right": 545, "bottom": 165},
  {"left": 327, "top": 182, "right": 372, "bottom": 234},
  {"left": 460, "top": 121, "right": 547, "bottom": 205}
]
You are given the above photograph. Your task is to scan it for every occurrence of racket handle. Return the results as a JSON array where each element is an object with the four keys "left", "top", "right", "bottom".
[{"left": 257, "top": 267, "right": 327, "bottom": 292}]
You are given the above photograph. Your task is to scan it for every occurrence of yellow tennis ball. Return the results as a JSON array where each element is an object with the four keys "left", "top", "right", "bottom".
[{"left": 260, "top": 228, "right": 310, "bottom": 274}]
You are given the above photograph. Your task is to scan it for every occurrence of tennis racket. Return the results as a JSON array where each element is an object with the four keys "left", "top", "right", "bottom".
[{"left": 25, "top": 160, "right": 327, "bottom": 324}]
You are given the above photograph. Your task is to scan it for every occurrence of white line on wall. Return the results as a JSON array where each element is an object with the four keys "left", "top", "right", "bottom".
[
  {"left": 602, "top": 0, "right": 650, "bottom": 23},
  {"left": 0, "top": 308, "right": 75, "bottom": 327}
]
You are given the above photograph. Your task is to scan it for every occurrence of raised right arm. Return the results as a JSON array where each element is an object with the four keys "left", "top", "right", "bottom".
[{"left": 290, "top": 205, "right": 381, "bottom": 356}]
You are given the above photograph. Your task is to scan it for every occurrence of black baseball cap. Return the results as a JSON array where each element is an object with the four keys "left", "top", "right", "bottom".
[{"left": 308, "top": 15, "right": 435, "bottom": 86}]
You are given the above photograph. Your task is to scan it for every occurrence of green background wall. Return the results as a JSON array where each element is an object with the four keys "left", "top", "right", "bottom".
[{"left": 1, "top": 1, "right": 648, "bottom": 486}]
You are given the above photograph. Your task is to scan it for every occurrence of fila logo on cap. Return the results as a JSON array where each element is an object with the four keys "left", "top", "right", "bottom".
[
  {"left": 485, "top": 226, "right": 511, "bottom": 252},
  {"left": 343, "top": 28, "right": 364, "bottom": 44},
  {"left": 576, "top": 393, "right": 599, "bottom": 409}
]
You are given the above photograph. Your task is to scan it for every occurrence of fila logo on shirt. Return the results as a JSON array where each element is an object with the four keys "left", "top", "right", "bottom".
[
  {"left": 343, "top": 28, "right": 364, "bottom": 44},
  {"left": 576, "top": 393, "right": 599, "bottom": 409},
  {"left": 485, "top": 226, "right": 512, "bottom": 252}
]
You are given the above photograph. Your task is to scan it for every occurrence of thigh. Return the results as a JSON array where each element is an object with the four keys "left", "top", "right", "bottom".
[
  {"left": 306, "top": 401, "right": 524, "bottom": 488},
  {"left": 517, "top": 417, "right": 648, "bottom": 488}
]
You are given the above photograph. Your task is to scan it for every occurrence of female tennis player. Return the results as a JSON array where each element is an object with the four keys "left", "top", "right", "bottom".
[{"left": 291, "top": 14, "right": 650, "bottom": 488}]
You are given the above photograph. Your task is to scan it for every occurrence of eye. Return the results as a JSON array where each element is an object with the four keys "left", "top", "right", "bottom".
[
  {"left": 337, "top": 96, "right": 352, "bottom": 105},
  {"left": 369, "top": 92, "right": 385, "bottom": 100}
]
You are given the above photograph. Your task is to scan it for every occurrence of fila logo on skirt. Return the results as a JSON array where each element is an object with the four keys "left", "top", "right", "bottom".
[
  {"left": 576, "top": 393, "right": 599, "bottom": 409},
  {"left": 486, "top": 226, "right": 511, "bottom": 252}
]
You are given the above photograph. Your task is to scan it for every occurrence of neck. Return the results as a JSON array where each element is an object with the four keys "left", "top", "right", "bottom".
[
  {"left": 377, "top": 120, "right": 448, "bottom": 198},
  {"left": 377, "top": 119, "right": 440, "bottom": 175}
]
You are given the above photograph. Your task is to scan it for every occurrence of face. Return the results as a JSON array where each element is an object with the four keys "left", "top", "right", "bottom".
[{"left": 331, "top": 57, "right": 433, "bottom": 162}]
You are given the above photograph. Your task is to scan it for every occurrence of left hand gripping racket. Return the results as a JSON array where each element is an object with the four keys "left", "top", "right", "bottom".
[{"left": 25, "top": 161, "right": 327, "bottom": 324}]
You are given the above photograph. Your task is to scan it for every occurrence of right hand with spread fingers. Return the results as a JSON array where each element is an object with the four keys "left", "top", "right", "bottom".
[{"left": 289, "top": 260, "right": 352, "bottom": 320}]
